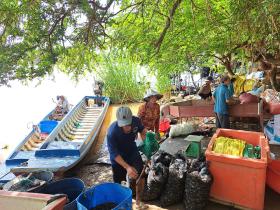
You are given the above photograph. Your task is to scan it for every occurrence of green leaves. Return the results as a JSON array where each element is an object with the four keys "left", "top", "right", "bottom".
[{"left": 0, "top": 0, "right": 280, "bottom": 88}]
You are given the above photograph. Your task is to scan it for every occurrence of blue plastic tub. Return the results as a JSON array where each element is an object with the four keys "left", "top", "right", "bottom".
[
  {"left": 77, "top": 183, "right": 132, "bottom": 210},
  {"left": 39, "top": 120, "right": 58, "bottom": 134},
  {"left": 38, "top": 178, "right": 85, "bottom": 210}
]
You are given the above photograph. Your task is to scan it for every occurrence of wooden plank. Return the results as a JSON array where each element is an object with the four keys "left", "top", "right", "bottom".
[{"left": 0, "top": 190, "right": 53, "bottom": 210}]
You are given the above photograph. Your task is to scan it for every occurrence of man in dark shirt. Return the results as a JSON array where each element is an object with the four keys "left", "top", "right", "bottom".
[{"left": 107, "top": 106, "right": 148, "bottom": 209}]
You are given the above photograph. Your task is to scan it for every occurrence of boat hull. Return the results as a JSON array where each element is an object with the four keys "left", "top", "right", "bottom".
[{"left": 10, "top": 96, "right": 110, "bottom": 174}]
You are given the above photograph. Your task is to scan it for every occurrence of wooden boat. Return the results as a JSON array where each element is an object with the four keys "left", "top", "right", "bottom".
[
  {"left": 0, "top": 190, "right": 66, "bottom": 210},
  {"left": 0, "top": 108, "right": 62, "bottom": 183},
  {"left": 9, "top": 96, "right": 109, "bottom": 174}
]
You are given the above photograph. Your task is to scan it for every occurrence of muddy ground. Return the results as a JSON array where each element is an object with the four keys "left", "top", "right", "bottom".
[{"left": 66, "top": 104, "right": 280, "bottom": 210}]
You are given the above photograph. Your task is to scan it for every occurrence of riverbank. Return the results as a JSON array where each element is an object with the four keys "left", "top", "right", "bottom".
[{"left": 68, "top": 103, "right": 280, "bottom": 210}]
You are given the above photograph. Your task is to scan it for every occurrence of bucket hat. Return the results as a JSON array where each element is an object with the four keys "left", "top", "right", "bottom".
[{"left": 143, "top": 89, "right": 163, "bottom": 102}]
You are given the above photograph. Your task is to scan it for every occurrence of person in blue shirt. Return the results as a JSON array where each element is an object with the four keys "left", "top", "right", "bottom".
[
  {"left": 213, "top": 75, "right": 231, "bottom": 128},
  {"left": 107, "top": 106, "right": 148, "bottom": 210}
]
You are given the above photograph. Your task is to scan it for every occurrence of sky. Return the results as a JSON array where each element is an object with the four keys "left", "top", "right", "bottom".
[{"left": 0, "top": 71, "right": 95, "bottom": 160}]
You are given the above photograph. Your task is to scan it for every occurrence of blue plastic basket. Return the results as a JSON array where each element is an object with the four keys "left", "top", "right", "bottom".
[
  {"left": 38, "top": 178, "right": 85, "bottom": 210},
  {"left": 39, "top": 120, "right": 58, "bottom": 134},
  {"left": 77, "top": 183, "right": 132, "bottom": 210}
]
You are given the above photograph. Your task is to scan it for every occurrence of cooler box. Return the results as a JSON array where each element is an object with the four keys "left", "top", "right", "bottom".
[
  {"left": 266, "top": 159, "right": 280, "bottom": 194},
  {"left": 205, "top": 129, "right": 269, "bottom": 210}
]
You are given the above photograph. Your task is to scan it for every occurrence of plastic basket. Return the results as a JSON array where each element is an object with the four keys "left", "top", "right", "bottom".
[
  {"left": 39, "top": 120, "right": 58, "bottom": 134},
  {"left": 77, "top": 183, "right": 132, "bottom": 210}
]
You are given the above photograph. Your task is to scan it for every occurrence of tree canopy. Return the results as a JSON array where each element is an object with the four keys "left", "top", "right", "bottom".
[{"left": 0, "top": 0, "right": 280, "bottom": 89}]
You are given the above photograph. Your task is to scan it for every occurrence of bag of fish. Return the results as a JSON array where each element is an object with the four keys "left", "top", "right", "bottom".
[
  {"left": 160, "top": 156, "right": 187, "bottom": 207},
  {"left": 142, "top": 151, "right": 173, "bottom": 201},
  {"left": 184, "top": 156, "right": 212, "bottom": 210},
  {"left": 152, "top": 150, "right": 173, "bottom": 168},
  {"left": 142, "top": 162, "right": 169, "bottom": 201}
]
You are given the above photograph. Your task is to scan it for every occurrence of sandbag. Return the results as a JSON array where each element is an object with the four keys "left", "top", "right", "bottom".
[
  {"left": 184, "top": 157, "right": 212, "bottom": 210},
  {"left": 160, "top": 158, "right": 187, "bottom": 207},
  {"left": 169, "top": 122, "right": 198, "bottom": 138},
  {"left": 239, "top": 92, "right": 259, "bottom": 104},
  {"left": 142, "top": 163, "right": 169, "bottom": 201}
]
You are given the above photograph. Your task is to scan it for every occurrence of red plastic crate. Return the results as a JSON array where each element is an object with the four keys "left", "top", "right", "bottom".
[{"left": 205, "top": 129, "right": 269, "bottom": 210}]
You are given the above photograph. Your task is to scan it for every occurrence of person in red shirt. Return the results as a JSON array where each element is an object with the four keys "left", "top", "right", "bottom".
[{"left": 138, "top": 90, "right": 163, "bottom": 140}]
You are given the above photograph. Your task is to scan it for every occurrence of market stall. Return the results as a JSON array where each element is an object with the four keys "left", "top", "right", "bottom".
[{"left": 164, "top": 99, "right": 266, "bottom": 130}]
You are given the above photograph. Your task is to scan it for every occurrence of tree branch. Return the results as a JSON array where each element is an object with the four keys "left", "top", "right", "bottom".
[
  {"left": 154, "top": 0, "right": 183, "bottom": 53},
  {"left": 48, "top": 9, "right": 72, "bottom": 35},
  {"left": 107, "top": 2, "right": 143, "bottom": 18},
  {"left": 88, "top": 0, "right": 114, "bottom": 10}
]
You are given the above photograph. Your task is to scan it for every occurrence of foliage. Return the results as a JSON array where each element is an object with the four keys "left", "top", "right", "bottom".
[
  {"left": 0, "top": 0, "right": 280, "bottom": 90},
  {"left": 112, "top": 0, "right": 280, "bottom": 89},
  {"left": 95, "top": 50, "right": 146, "bottom": 104},
  {"left": 156, "top": 74, "right": 171, "bottom": 95},
  {"left": 0, "top": 0, "right": 121, "bottom": 85}
]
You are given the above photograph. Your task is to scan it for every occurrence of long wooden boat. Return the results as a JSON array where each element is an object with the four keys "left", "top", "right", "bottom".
[
  {"left": 9, "top": 96, "right": 109, "bottom": 174},
  {"left": 0, "top": 107, "right": 62, "bottom": 182}
]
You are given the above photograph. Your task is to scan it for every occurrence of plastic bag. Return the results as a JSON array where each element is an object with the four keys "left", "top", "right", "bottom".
[
  {"left": 142, "top": 163, "right": 169, "bottom": 201},
  {"left": 169, "top": 122, "right": 197, "bottom": 138},
  {"left": 152, "top": 150, "right": 173, "bottom": 168},
  {"left": 184, "top": 156, "right": 212, "bottom": 210},
  {"left": 138, "top": 132, "right": 159, "bottom": 160},
  {"left": 213, "top": 136, "right": 246, "bottom": 157},
  {"left": 160, "top": 158, "right": 187, "bottom": 207},
  {"left": 239, "top": 93, "right": 259, "bottom": 104}
]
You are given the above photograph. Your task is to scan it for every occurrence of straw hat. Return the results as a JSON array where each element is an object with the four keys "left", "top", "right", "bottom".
[{"left": 143, "top": 89, "right": 163, "bottom": 102}]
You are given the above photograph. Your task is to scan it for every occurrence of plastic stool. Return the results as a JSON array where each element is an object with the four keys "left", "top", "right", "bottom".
[{"left": 185, "top": 135, "right": 204, "bottom": 158}]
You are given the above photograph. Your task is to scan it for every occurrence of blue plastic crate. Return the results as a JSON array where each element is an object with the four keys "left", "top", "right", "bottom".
[{"left": 39, "top": 120, "right": 58, "bottom": 134}]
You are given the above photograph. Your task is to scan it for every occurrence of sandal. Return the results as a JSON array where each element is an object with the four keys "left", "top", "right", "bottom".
[{"left": 136, "top": 202, "right": 149, "bottom": 210}]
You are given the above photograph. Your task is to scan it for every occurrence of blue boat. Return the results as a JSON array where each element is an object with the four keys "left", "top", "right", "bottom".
[{"left": 0, "top": 96, "right": 109, "bottom": 182}]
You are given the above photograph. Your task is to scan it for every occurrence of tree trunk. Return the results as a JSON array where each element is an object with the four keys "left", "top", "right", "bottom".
[
  {"left": 224, "top": 59, "right": 235, "bottom": 76},
  {"left": 270, "top": 65, "right": 280, "bottom": 91},
  {"left": 190, "top": 73, "right": 198, "bottom": 89}
]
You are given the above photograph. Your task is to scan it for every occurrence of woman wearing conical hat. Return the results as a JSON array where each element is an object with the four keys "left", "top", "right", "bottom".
[{"left": 138, "top": 90, "right": 163, "bottom": 139}]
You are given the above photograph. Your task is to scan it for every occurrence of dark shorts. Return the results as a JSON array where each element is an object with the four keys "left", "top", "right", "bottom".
[
  {"left": 215, "top": 113, "right": 230, "bottom": 129},
  {"left": 112, "top": 155, "right": 144, "bottom": 184}
]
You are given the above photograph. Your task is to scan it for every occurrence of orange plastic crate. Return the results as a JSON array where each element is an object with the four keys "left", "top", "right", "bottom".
[
  {"left": 266, "top": 159, "right": 280, "bottom": 194},
  {"left": 205, "top": 129, "right": 269, "bottom": 210}
]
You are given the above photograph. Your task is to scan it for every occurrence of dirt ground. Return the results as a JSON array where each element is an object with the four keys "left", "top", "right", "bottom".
[{"left": 67, "top": 103, "right": 280, "bottom": 210}]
